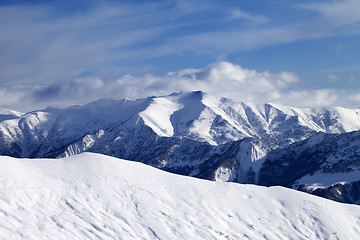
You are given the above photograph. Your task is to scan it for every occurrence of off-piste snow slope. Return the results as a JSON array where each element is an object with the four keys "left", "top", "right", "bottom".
[
  {"left": 0, "top": 91, "right": 360, "bottom": 203},
  {"left": 0, "top": 152, "right": 359, "bottom": 240}
]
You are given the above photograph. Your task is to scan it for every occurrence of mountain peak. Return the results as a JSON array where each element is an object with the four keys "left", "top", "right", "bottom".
[{"left": 86, "top": 96, "right": 119, "bottom": 105}]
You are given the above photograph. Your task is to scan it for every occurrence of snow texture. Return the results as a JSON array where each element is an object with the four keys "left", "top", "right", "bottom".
[{"left": 0, "top": 152, "right": 359, "bottom": 240}]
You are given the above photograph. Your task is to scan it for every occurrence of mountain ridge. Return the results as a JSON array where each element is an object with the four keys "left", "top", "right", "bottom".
[{"left": 0, "top": 91, "right": 359, "bottom": 203}]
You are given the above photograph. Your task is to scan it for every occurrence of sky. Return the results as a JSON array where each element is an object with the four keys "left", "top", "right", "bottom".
[{"left": 0, "top": 0, "right": 360, "bottom": 111}]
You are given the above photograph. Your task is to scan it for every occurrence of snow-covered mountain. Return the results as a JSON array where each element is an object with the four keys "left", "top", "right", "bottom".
[
  {"left": 0, "top": 152, "right": 359, "bottom": 239},
  {"left": 258, "top": 130, "right": 360, "bottom": 203},
  {"left": 0, "top": 91, "right": 360, "bottom": 203},
  {"left": 0, "top": 107, "right": 23, "bottom": 122}
]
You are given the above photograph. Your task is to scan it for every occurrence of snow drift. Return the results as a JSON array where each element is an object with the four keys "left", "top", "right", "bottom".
[{"left": 0, "top": 153, "right": 359, "bottom": 239}]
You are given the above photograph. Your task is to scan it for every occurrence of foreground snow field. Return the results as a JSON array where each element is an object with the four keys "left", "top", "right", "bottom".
[{"left": 0, "top": 153, "right": 359, "bottom": 239}]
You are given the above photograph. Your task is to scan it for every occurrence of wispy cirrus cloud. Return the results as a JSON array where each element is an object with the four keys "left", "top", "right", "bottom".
[
  {"left": 228, "top": 9, "right": 269, "bottom": 24},
  {"left": 297, "top": 0, "right": 360, "bottom": 28},
  {"left": 168, "top": 0, "right": 360, "bottom": 53},
  {"left": 1, "top": 0, "right": 359, "bottom": 86},
  {"left": 0, "top": 1, "right": 272, "bottom": 85},
  {"left": 0, "top": 2, "right": 177, "bottom": 85},
  {"left": 326, "top": 73, "right": 356, "bottom": 82}
]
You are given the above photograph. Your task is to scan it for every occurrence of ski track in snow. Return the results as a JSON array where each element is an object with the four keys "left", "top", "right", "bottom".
[{"left": 0, "top": 153, "right": 359, "bottom": 240}]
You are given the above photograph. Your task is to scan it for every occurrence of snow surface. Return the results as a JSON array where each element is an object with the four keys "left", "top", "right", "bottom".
[
  {"left": 0, "top": 152, "right": 359, "bottom": 240},
  {"left": 139, "top": 96, "right": 182, "bottom": 137},
  {"left": 0, "top": 107, "right": 23, "bottom": 118}
]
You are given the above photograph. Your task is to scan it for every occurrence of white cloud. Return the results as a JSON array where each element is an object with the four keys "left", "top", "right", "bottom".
[
  {"left": 327, "top": 74, "right": 341, "bottom": 82},
  {"left": 229, "top": 9, "right": 269, "bottom": 24},
  {"left": 284, "top": 89, "right": 338, "bottom": 107},
  {"left": 0, "top": 61, "right": 351, "bottom": 111},
  {"left": 108, "top": 61, "right": 300, "bottom": 104},
  {"left": 349, "top": 93, "right": 360, "bottom": 103},
  {"left": 326, "top": 73, "right": 357, "bottom": 82},
  {"left": 0, "top": 86, "right": 28, "bottom": 107},
  {"left": 335, "top": 43, "right": 346, "bottom": 52},
  {"left": 298, "top": 0, "right": 360, "bottom": 28}
]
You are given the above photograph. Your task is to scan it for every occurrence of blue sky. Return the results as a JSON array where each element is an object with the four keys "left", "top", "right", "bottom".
[{"left": 0, "top": 0, "right": 359, "bottom": 111}]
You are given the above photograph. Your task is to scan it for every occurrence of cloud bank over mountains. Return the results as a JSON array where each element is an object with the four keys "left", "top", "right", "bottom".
[{"left": 0, "top": 61, "right": 357, "bottom": 111}]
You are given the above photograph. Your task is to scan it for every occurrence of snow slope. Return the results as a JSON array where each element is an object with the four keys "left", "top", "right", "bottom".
[
  {"left": 0, "top": 107, "right": 23, "bottom": 122},
  {"left": 258, "top": 131, "right": 360, "bottom": 187},
  {"left": 0, "top": 152, "right": 359, "bottom": 239}
]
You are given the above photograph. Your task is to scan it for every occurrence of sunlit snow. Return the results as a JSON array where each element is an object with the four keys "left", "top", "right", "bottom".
[{"left": 0, "top": 153, "right": 359, "bottom": 239}]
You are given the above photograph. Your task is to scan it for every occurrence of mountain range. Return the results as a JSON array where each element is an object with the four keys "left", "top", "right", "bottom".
[{"left": 1, "top": 91, "right": 359, "bottom": 204}]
